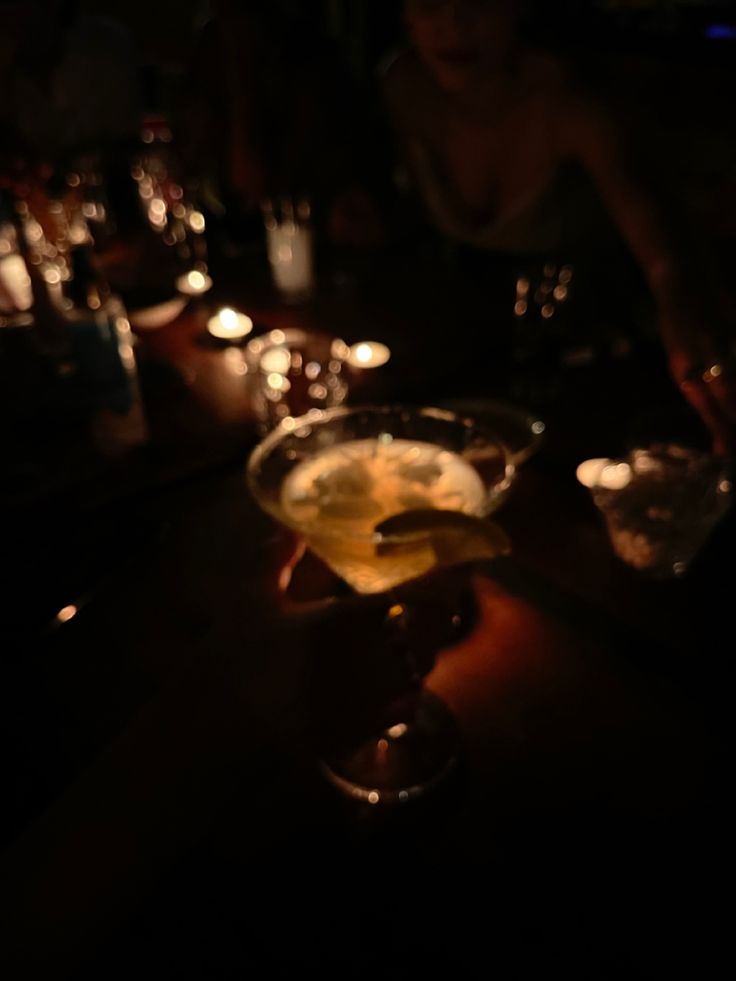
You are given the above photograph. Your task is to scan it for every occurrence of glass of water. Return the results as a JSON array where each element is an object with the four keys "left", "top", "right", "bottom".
[
  {"left": 579, "top": 445, "right": 732, "bottom": 578},
  {"left": 262, "top": 196, "right": 315, "bottom": 304},
  {"left": 246, "top": 328, "right": 349, "bottom": 432}
]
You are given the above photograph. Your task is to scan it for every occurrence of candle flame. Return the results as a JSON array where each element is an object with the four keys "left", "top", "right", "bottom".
[
  {"left": 219, "top": 307, "right": 238, "bottom": 329},
  {"left": 56, "top": 605, "right": 78, "bottom": 625}
]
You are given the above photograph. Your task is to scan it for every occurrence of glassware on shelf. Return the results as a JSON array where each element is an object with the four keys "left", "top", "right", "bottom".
[
  {"left": 247, "top": 405, "right": 514, "bottom": 804},
  {"left": 130, "top": 116, "right": 210, "bottom": 292},
  {"left": 64, "top": 153, "right": 116, "bottom": 248}
]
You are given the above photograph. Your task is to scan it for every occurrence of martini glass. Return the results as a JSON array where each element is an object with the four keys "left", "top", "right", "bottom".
[{"left": 247, "top": 405, "right": 514, "bottom": 803}]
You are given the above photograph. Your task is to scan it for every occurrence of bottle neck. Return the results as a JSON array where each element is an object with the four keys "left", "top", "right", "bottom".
[{"left": 65, "top": 243, "right": 111, "bottom": 315}]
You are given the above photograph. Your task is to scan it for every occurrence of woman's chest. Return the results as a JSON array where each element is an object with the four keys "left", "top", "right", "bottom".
[{"left": 422, "top": 99, "right": 559, "bottom": 218}]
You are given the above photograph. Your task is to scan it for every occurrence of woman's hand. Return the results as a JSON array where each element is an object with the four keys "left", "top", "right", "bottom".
[
  {"left": 214, "top": 533, "right": 475, "bottom": 754},
  {"left": 561, "top": 91, "right": 736, "bottom": 456},
  {"left": 660, "top": 306, "right": 736, "bottom": 458}
]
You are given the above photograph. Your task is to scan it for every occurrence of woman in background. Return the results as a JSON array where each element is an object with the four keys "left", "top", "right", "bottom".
[{"left": 382, "top": 0, "right": 736, "bottom": 453}]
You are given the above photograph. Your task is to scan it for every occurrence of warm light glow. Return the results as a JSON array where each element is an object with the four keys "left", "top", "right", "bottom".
[
  {"left": 576, "top": 458, "right": 610, "bottom": 489},
  {"left": 387, "top": 604, "right": 406, "bottom": 621},
  {"left": 177, "top": 270, "right": 213, "bottom": 296},
  {"left": 189, "top": 211, "right": 206, "bottom": 233},
  {"left": 347, "top": 341, "right": 391, "bottom": 369},
  {"left": 577, "top": 458, "right": 631, "bottom": 491},
  {"left": 601, "top": 463, "right": 632, "bottom": 490},
  {"left": 223, "top": 347, "right": 248, "bottom": 375},
  {"left": 206, "top": 307, "right": 253, "bottom": 340},
  {"left": 331, "top": 338, "right": 350, "bottom": 360},
  {"left": 259, "top": 347, "right": 291, "bottom": 375},
  {"left": 308, "top": 383, "right": 328, "bottom": 401},
  {"left": 387, "top": 723, "right": 408, "bottom": 739},
  {"left": 368, "top": 792, "right": 380, "bottom": 805},
  {"left": 56, "top": 605, "right": 78, "bottom": 625},
  {"left": 221, "top": 308, "right": 238, "bottom": 330},
  {"left": 267, "top": 372, "right": 289, "bottom": 391}
]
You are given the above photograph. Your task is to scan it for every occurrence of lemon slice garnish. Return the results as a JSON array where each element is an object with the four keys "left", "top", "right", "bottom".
[{"left": 375, "top": 509, "right": 511, "bottom": 568}]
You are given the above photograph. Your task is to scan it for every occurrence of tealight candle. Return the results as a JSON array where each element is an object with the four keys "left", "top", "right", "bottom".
[
  {"left": 206, "top": 306, "right": 253, "bottom": 341},
  {"left": 176, "top": 269, "right": 213, "bottom": 296},
  {"left": 577, "top": 458, "right": 632, "bottom": 491},
  {"left": 347, "top": 341, "right": 391, "bottom": 369}
]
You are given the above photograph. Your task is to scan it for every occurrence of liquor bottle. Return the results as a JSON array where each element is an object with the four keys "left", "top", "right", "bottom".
[{"left": 62, "top": 241, "right": 149, "bottom": 454}]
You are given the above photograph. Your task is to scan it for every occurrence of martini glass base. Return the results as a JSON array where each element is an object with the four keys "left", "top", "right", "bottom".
[{"left": 320, "top": 692, "right": 460, "bottom": 805}]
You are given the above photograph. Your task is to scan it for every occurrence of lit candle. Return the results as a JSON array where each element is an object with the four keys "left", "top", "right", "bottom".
[
  {"left": 176, "top": 269, "right": 213, "bottom": 297},
  {"left": 347, "top": 341, "right": 391, "bottom": 369},
  {"left": 577, "top": 458, "right": 632, "bottom": 490},
  {"left": 206, "top": 306, "right": 253, "bottom": 341}
]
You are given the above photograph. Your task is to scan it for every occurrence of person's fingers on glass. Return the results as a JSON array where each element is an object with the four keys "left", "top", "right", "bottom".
[
  {"left": 673, "top": 347, "right": 736, "bottom": 457},
  {"left": 272, "top": 562, "right": 477, "bottom": 751}
]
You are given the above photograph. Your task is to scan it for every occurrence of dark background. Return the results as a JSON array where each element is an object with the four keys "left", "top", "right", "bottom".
[{"left": 79, "top": 0, "right": 736, "bottom": 244}]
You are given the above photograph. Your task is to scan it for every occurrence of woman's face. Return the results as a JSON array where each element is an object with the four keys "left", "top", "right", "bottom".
[{"left": 405, "top": 0, "right": 522, "bottom": 94}]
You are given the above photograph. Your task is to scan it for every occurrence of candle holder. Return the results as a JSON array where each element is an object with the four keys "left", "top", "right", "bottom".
[
  {"left": 347, "top": 341, "right": 392, "bottom": 370},
  {"left": 176, "top": 269, "right": 213, "bottom": 298},
  {"left": 206, "top": 306, "right": 254, "bottom": 344},
  {"left": 246, "top": 329, "right": 349, "bottom": 431}
]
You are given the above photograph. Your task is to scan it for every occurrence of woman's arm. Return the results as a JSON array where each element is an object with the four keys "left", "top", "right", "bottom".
[{"left": 558, "top": 92, "right": 736, "bottom": 454}]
